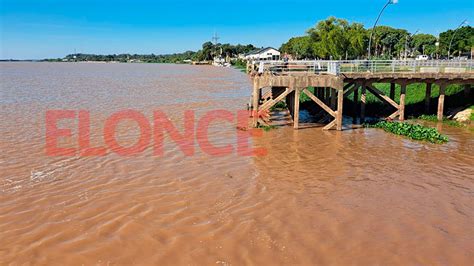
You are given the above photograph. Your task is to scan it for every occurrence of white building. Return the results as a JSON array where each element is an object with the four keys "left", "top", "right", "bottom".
[{"left": 244, "top": 47, "right": 280, "bottom": 61}]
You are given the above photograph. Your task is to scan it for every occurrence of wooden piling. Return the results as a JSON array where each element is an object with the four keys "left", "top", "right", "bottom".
[
  {"left": 399, "top": 83, "right": 406, "bottom": 121},
  {"left": 286, "top": 90, "right": 295, "bottom": 118},
  {"left": 353, "top": 85, "right": 359, "bottom": 123},
  {"left": 360, "top": 85, "right": 366, "bottom": 123},
  {"left": 294, "top": 87, "right": 300, "bottom": 129},
  {"left": 252, "top": 78, "right": 260, "bottom": 127},
  {"left": 330, "top": 88, "right": 336, "bottom": 110},
  {"left": 390, "top": 82, "right": 396, "bottom": 100},
  {"left": 425, "top": 83, "right": 432, "bottom": 113},
  {"left": 326, "top": 87, "right": 331, "bottom": 105},
  {"left": 437, "top": 83, "right": 446, "bottom": 121},
  {"left": 336, "top": 88, "right": 343, "bottom": 131}
]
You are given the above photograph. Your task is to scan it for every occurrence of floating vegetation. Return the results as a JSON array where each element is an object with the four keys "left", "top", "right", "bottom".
[
  {"left": 366, "top": 121, "right": 448, "bottom": 144},
  {"left": 258, "top": 124, "right": 277, "bottom": 132}
]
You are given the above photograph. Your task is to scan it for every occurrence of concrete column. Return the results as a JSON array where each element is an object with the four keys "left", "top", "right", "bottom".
[
  {"left": 353, "top": 85, "right": 359, "bottom": 123},
  {"left": 437, "top": 83, "right": 446, "bottom": 121},
  {"left": 336, "top": 88, "right": 344, "bottom": 131},
  {"left": 424, "top": 83, "right": 432, "bottom": 113},
  {"left": 399, "top": 83, "right": 407, "bottom": 121},
  {"left": 360, "top": 86, "right": 366, "bottom": 123},
  {"left": 252, "top": 77, "right": 260, "bottom": 127},
  {"left": 294, "top": 87, "right": 300, "bottom": 129},
  {"left": 390, "top": 82, "right": 396, "bottom": 100}
]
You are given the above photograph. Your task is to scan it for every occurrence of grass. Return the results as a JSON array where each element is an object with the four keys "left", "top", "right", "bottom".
[
  {"left": 471, "top": 105, "right": 474, "bottom": 121},
  {"left": 299, "top": 87, "right": 314, "bottom": 102},
  {"left": 299, "top": 84, "right": 466, "bottom": 105},
  {"left": 417, "top": 114, "right": 466, "bottom": 127},
  {"left": 301, "top": 84, "right": 465, "bottom": 105},
  {"left": 366, "top": 121, "right": 448, "bottom": 144},
  {"left": 300, "top": 83, "right": 470, "bottom": 119},
  {"left": 346, "top": 83, "right": 466, "bottom": 105}
]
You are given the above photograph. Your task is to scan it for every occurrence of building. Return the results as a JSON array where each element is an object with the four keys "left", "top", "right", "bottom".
[{"left": 244, "top": 47, "right": 280, "bottom": 61}]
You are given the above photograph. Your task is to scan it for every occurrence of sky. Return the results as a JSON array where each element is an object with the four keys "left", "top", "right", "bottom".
[{"left": 0, "top": 0, "right": 473, "bottom": 59}]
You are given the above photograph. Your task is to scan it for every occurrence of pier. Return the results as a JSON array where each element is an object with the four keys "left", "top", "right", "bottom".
[{"left": 249, "top": 60, "right": 474, "bottom": 130}]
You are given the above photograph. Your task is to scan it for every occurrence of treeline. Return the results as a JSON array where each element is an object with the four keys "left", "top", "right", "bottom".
[
  {"left": 60, "top": 43, "right": 257, "bottom": 63},
  {"left": 280, "top": 17, "right": 473, "bottom": 60},
  {"left": 194, "top": 42, "right": 256, "bottom": 61},
  {"left": 62, "top": 51, "right": 197, "bottom": 63}
]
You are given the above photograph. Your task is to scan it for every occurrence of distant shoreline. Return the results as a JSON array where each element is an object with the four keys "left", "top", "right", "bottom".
[{"left": 0, "top": 60, "right": 184, "bottom": 64}]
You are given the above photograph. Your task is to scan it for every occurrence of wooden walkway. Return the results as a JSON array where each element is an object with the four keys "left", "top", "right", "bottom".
[{"left": 249, "top": 60, "right": 474, "bottom": 130}]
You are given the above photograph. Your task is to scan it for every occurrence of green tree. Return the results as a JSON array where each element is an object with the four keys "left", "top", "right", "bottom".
[
  {"left": 307, "top": 17, "right": 367, "bottom": 59},
  {"left": 370, "top": 26, "right": 408, "bottom": 58},
  {"left": 280, "top": 36, "right": 312, "bottom": 59},
  {"left": 439, "top": 26, "right": 474, "bottom": 57},
  {"left": 411, "top": 33, "right": 437, "bottom": 56}
]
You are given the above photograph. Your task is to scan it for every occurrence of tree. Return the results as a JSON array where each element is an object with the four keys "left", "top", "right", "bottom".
[
  {"left": 346, "top": 23, "right": 368, "bottom": 59},
  {"left": 307, "top": 17, "right": 367, "bottom": 59},
  {"left": 439, "top": 26, "right": 474, "bottom": 57},
  {"left": 411, "top": 34, "right": 437, "bottom": 56},
  {"left": 370, "top": 26, "right": 408, "bottom": 58},
  {"left": 308, "top": 17, "right": 350, "bottom": 59},
  {"left": 280, "top": 36, "right": 312, "bottom": 59}
]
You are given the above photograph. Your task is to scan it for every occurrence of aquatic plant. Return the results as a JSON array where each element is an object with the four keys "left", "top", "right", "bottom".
[
  {"left": 367, "top": 121, "right": 448, "bottom": 144},
  {"left": 258, "top": 124, "right": 277, "bottom": 132}
]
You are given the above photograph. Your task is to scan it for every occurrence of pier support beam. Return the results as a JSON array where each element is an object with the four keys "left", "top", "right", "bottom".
[
  {"left": 336, "top": 88, "right": 344, "bottom": 131},
  {"left": 437, "top": 83, "right": 446, "bottom": 121},
  {"left": 293, "top": 83, "right": 300, "bottom": 129},
  {"left": 360, "top": 85, "right": 366, "bottom": 123},
  {"left": 252, "top": 78, "right": 260, "bottom": 127},
  {"left": 326, "top": 87, "right": 331, "bottom": 105},
  {"left": 330, "top": 88, "right": 337, "bottom": 110},
  {"left": 353, "top": 85, "right": 359, "bottom": 123},
  {"left": 390, "top": 82, "right": 396, "bottom": 100},
  {"left": 399, "top": 83, "right": 407, "bottom": 121},
  {"left": 303, "top": 88, "right": 337, "bottom": 130},
  {"left": 425, "top": 83, "right": 432, "bottom": 113},
  {"left": 365, "top": 84, "right": 400, "bottom": 120}
]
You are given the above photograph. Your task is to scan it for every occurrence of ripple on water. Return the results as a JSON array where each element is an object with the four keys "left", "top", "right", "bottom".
[{"left": 0, "top": 62, "right": 473, "bottom": 265}]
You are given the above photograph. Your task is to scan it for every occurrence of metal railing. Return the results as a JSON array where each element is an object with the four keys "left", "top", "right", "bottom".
[{"left": 254, "top": 59, "right": 474, "bottom": 75}]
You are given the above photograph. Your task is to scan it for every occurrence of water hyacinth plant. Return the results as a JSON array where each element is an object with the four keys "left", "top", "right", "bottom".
[{"left": 367, "top": 121, "right": 449, "bottom": 144}]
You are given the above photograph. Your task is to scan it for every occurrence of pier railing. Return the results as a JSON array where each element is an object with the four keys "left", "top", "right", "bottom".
[{"left": 255, "top": 59, "right": 474, "bottom": 75}]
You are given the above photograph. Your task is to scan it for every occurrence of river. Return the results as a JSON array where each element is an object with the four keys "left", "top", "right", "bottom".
[{"left": 1, "top": 62, "right": 473, "bottom": 265}]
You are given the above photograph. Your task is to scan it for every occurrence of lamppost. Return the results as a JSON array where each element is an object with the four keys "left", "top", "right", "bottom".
[
  {"left": 435, "top": 41, "right": 439, "bottom": 59},
  {"left": 447, "top": 19, "right": 468, "bottom": 59},
  {"left": 404, "top": 29, "right": 419, "bottom": 60},
  {"left": 367, "top": 0, "right": 399, "bottom": 59}
]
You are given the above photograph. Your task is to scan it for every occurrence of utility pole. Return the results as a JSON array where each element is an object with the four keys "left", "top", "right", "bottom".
[
  {"left": 212, "top": 31, "right": 220, "bottom": 58},
  {"left": 212, "top": 31, "right": 220, "bottom": 46}
]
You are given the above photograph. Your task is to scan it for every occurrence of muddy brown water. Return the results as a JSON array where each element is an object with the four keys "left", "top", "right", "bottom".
[{"left": 1, "top": 62, "right": 473, "bottom": 265}]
